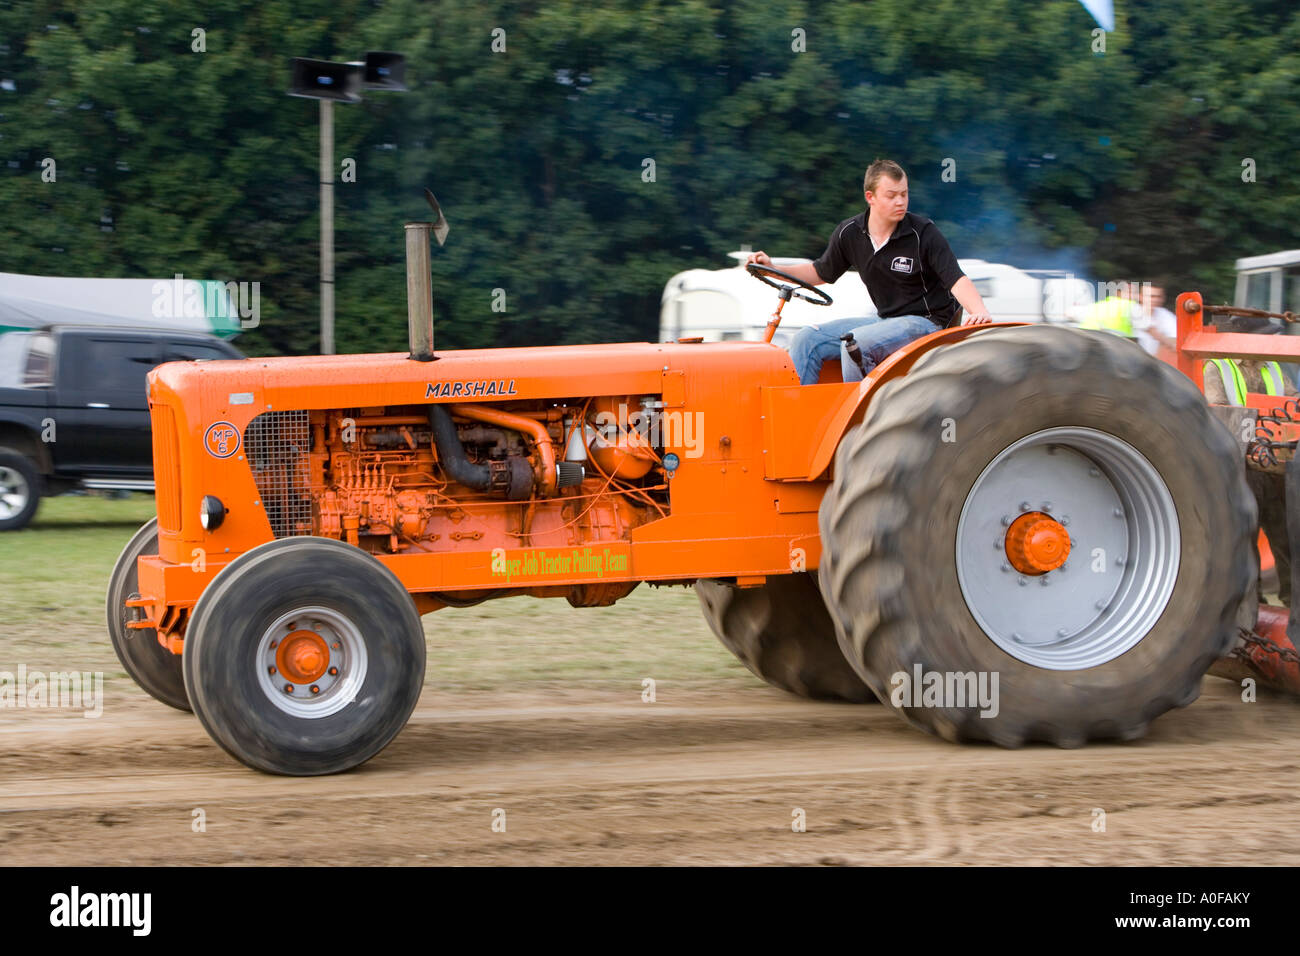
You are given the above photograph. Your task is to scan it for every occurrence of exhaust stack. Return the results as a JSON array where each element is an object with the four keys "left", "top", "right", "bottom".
[
  {"left": 405, "top": 221, "right": 435, "bottom": 361},
  {"left": 406, "top": 188, "right": 450, "bottom": 363}
]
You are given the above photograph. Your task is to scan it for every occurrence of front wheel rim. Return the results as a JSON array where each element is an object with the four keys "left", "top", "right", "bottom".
[
  {"left": 255, "top": 605, "right": 368, "bottom": 718},
  {"left": 955, "top": 426, "right": 1180, "bottom": 670}
]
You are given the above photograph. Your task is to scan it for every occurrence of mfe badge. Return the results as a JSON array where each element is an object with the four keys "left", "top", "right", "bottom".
[{"left": 204, "top": 421, "right": 241, "bottom": 459}]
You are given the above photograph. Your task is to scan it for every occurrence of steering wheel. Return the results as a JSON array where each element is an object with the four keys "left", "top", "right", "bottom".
[{"left": 746, "top": 261, "right": 833, "bottom": 306}]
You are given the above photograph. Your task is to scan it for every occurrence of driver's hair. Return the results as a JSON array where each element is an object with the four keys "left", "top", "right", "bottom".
[{"left": 864, "top": 159, "right": 906, "bottom": 194}]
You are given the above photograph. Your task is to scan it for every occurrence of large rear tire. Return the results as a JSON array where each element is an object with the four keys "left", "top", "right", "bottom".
[
  {"left": 106, "top": 518, "right": 190, "bottom": 711},
  {"left": 696, "top": 573, "right": 874, "bottom": 702},
  {"left": 818, "top": 325, "right": 1255, "bottom": 746},
  {"left": 183, "top": 536, "right": 426, "bottom": 775}
]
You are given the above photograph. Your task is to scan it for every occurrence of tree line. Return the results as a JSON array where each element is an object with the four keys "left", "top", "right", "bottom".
[{"left": 1, "top": 0, "right": 1297, "bottom": 355}]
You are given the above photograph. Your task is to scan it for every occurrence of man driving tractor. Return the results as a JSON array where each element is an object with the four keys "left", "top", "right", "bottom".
[{"left": 748, "top": 158, "right": 994, "bottom": 385}]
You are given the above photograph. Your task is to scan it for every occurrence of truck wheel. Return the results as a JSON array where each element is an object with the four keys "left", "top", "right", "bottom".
[
  {"left": 183, "top": 536, "right": 426, "bottom": 775},
  {"left": 106, "top": 518, "right": 190, "bottom": 711},
  {"left": 817, "top": 325, "right": 1255, "bottom": 746},
  {"left": 0, "top": 450, "right": 41, "bottom": 531},
  {"left": 696, "top": 573, "right": 874, "bottom": 702}
]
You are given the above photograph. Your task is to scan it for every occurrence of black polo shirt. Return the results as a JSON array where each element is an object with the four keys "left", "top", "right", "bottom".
[{"left": 813, "top": 210, "right": 966, "bottom": 326}]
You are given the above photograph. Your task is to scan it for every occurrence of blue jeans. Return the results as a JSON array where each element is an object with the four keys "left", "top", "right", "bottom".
[{"left": 787, "top": 314, "right": 939, "bottom": 385}]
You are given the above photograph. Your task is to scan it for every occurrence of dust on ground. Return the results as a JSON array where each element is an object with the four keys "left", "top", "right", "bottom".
[{"left": 2, "top": 678, "right": 1295, "bottom": 866}]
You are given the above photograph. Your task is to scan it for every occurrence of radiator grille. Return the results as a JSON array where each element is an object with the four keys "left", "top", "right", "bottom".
[
  {"left": 244, "top": 410, "right": 314, "bottom": 538},
  {"left": 150, "top": 404, "right": 182, "bottom": 531}
]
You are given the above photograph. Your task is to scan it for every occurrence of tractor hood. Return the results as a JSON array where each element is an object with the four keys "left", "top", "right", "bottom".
[{"left": 148, "top": 340, "right": 798, "bottom": 416}]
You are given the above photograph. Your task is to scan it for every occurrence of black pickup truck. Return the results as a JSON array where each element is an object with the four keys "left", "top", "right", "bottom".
[{"left": 0, "top": 326, "right": 243, "bottom": 530}]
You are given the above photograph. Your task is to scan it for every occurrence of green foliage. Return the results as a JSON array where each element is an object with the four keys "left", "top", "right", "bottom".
[{"left": 1, "top": 0, "right": 1297, "bottom": 355}]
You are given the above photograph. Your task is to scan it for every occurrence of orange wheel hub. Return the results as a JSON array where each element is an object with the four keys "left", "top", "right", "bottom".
[
  {"left": 1004, "top": 511, "right": 1071, "bottom": 575},
  {"left": 276, "top": 630, "right": 330, "bottom": 684}
]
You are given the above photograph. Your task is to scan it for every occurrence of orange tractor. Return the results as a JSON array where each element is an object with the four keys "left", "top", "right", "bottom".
[{"left": 107, "top": 208, "right": 1273, "bottom": 775}]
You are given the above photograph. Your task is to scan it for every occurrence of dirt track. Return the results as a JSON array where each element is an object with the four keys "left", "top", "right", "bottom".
[{"left": 2, "top": 677, "right": 1298, "bottom": 866}]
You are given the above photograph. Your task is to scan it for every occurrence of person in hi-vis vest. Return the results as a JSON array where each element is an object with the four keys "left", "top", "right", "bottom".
[
  {"left": 1077, "top": 281, "right": 1139, "bottom": 338},
  {"left": 1202, "top": 357, "right": 1289, "bottom": 405},
  {"left": 1205, "top": 354, "right": 1300, "bottom": 607}
]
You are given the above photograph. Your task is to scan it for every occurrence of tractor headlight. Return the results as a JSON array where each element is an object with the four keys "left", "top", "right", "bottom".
[{"left": 200, "top": 495, "right": 227, "bottom": 531}]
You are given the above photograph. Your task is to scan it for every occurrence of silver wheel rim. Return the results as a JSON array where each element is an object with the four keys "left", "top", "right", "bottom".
[
  {"left": 255, "top": 605, "right": 368, "bottom": 718},
  {"left": 0, "top": 465, "right": 30, "bottom": 520},
  {"left": 955, "top": 427, "right": 1180, "bottom": 670}
]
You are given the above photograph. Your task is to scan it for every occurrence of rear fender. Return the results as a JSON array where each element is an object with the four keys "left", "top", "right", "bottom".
[{"left": 803, "top": 321, "right": 1029, "bottom": 481}]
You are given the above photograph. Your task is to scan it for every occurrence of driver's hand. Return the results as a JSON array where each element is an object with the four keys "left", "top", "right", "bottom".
[
  {"left": 747, "top": 251, "right": 772, "bottom": 267},
  {"left": 962, "top": 312, "right": 993, "bottom": 326}
]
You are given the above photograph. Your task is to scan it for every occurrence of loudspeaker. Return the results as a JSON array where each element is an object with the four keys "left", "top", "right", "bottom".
[
  {"left": 363, "top": 51, "right": 407, "bottom": 91},
  {"left": 288, "top": 58, "right": 363, "bottom": 102}
]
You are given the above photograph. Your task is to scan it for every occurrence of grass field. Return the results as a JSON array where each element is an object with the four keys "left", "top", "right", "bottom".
[{"left": 0, "top": 494, "right": 756, "bottom": 695}]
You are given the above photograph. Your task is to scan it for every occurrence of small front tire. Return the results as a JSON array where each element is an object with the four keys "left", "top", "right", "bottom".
[
  {"left": 183, "top": 536, "right": 426, "bottom": 775},
  {"left": 106, "top": 518, "right": 190, "bottom": 711}
]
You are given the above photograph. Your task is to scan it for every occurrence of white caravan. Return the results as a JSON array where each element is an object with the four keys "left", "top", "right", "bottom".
[{"left": 659, "top": 252, "right": 1095, "bottom": 345}]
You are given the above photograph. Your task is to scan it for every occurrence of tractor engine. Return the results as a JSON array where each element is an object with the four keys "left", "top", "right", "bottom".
[{"left": 246, "top": 397, "right": 668, "bottom": 575}]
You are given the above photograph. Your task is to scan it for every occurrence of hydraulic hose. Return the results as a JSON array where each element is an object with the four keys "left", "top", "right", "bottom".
[{"left": 426, "top": 403, "right": 492, "bottom": 491}]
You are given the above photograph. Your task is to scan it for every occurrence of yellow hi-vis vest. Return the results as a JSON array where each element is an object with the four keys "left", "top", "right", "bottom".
[
  {"left": 1078, "top": 297, "right": 1135, "bottom": 337},
  {"left": 1206, "top": 359, "right": 1248, "bottom": 405},
  {"left": 1205, "top": 359, "right": 1285, "bottom": 404},
  {"left": 1259, "top": 361, "right": 1286, "bottom": 396}
]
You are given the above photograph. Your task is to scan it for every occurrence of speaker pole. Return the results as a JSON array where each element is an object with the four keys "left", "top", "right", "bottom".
[
  {"left": 320, "top": 98, "right": 334, "bottom": 355},
  {"left": 288, "top": 53, "right": 406, "bottom": 356}
]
